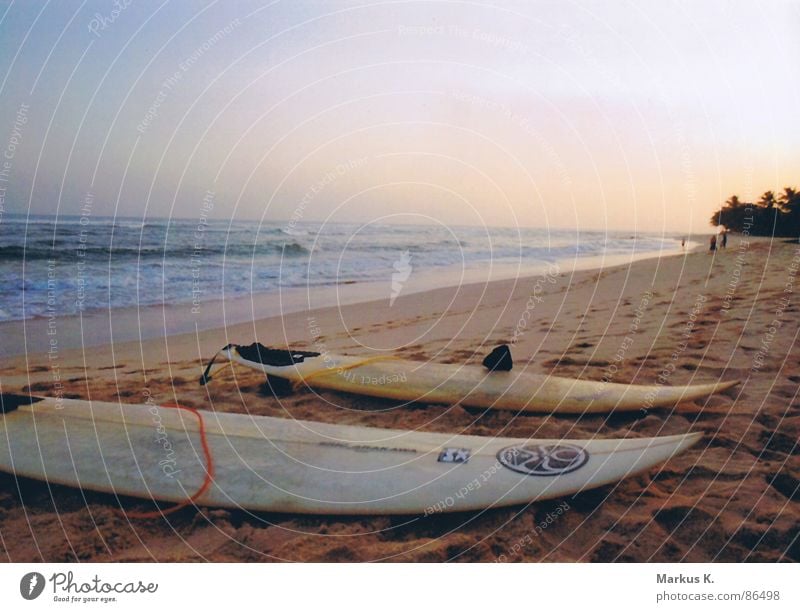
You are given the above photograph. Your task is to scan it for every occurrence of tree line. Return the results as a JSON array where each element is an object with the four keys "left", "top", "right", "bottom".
[{"left": 710, "top": 187, "right": 800, "bottom": 237}]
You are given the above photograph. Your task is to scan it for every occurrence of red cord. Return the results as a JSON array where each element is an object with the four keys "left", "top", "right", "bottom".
[{"left": 123, "top": 402, "right": 215, "bottom": 519}]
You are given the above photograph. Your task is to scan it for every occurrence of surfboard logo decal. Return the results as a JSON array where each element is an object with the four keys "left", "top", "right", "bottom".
[
  {"left": 497, "top": 444, "right": 589, "bottom": 476},
  {"left": 438, "top": 448, "right": 471, "bottom": 463}
]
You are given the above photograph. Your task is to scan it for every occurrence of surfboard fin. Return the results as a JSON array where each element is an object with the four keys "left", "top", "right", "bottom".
[{"left": 483, "top": 344, "right": 513, "bottom": 372}]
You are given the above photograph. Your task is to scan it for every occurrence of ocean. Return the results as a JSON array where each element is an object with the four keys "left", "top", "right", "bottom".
[{"left": 0, "top": 215, "right": 684, "bottom": 322}]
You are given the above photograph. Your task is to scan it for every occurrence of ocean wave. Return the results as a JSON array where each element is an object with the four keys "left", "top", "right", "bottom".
[
  {"left": 0, "top": 219, "right": 681, "bottom": 322},
  {"left": 0, "top": 241, "right": 311, "bottom": 261},
  {"left": 281, "top": 227, "right": 311, "bottom": 237}
]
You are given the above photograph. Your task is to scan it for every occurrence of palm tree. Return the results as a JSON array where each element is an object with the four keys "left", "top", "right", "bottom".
[
  {"left": 780, "top": 187, "right": 800, "bottom": 236},
  {"left": 725, "top": 195, "right": 742, "bottom": 208},
  {"left": 755, "top": 190, "right": 780, "bottom": 235},
  {"left": 759, "top": 191, "right": 777, "bottom": 209},
  {"left": 712, "top": 186, "right": 799, "bottom": 236},
  {"left": 780, "top": 187, "right": 798, "bottom": 213}
]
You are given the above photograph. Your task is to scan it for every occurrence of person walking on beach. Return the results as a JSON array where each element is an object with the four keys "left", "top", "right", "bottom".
[
  {"left": 709, "top": 234, "right": 717, "bottom": 252},
  {"left": 721, "top": 231, "right": 728, "bottom": 249},
  {"left": 681, "top": 237, "right": 685, "bottom": 249}
]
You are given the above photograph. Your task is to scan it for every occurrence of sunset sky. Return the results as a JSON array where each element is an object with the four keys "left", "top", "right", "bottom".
[{"left": 1, "top": 0, "right": 797, "bottom": 232}]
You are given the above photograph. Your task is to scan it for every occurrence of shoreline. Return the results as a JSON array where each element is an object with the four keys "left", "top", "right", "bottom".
[{"left": 0, "top": 242, "right": 692, "bottom": 359}]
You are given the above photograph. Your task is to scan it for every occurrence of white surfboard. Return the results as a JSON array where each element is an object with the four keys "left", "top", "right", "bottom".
[
  {"left": 0, "top": 394, "right": 701, "bottom": 515},
  {"left": 217, "top": 344, "right": 738, "bottom": 414}
]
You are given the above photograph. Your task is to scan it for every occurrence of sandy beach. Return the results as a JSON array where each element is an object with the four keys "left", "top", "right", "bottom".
[{"left": 1, "top": 236, "right": 797, "bottom": 562}]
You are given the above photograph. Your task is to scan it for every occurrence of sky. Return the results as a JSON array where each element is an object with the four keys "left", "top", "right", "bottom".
[{"left": 0, "top": 0, "right": 797, "bottom": 233}]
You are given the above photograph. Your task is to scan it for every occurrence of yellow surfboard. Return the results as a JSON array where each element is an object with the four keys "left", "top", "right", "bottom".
[{"left": 213, "top": 343, "right": 738, "bottom": 414}]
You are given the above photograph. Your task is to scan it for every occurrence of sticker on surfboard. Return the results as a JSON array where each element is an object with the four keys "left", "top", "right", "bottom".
[
  {"left": 438, "top": 448, "right": 471, "bottom": 463},
  {"left": 497, "top": 443, "right": 589, "bottom": 476}
]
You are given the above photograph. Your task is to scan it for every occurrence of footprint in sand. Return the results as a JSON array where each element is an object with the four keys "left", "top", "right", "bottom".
[
  {"left": 22, "top": 382, "right": 54, "bottom": 393},
  {"left": 759, "top": 431, "right": 798, "bottom": 457},
  {"left": 543, "top": 357, "right": 611, "bottom": 368},
  {"left": 771, "top": 386, "right": 797, "bottom": 400},
  {"left": 767, "top": 471, "right": 800, "bottom": 502}
]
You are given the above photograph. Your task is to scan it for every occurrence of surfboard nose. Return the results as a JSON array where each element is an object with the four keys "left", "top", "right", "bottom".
[
  {"left": 717, "top": 379, "right": 740, "bottom": 392},
  {"left": 671, "top": 431, "right": 703, "bottom": 454}
]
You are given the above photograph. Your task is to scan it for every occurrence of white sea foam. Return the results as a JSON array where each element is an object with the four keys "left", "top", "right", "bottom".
[{"left": 0, "top": 216, "right": 680, "bottom": 321}]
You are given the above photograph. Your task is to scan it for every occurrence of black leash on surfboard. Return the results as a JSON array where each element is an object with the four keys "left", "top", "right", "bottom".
[
  {"left": 200, "top": 343, "right": 322, "bottom": 386},
  {"left": 199, "top": 344, "right": 235, "bottom": 386}
]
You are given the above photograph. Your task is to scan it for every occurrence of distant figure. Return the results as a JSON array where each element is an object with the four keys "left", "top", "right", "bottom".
[
  {"left": 681, "top": 237, "right": 686, "bottom": 249},
  {"left": 721, "top": 231, "right": 728, "bottom": 249},
  {"left": 709, "top": 234, "right": 717, "bottom": 252}
]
